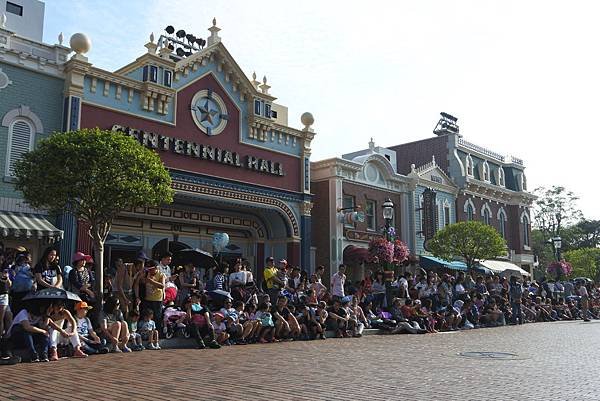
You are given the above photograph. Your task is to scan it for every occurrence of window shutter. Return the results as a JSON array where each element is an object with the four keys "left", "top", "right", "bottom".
[{"left": 8, "top": 120, "right": 33, "bottom": 176}]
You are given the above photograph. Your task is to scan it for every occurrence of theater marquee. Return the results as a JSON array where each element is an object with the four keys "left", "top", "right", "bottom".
[{"left": 112, "top": 125, "right": 285, "bottom": 177}]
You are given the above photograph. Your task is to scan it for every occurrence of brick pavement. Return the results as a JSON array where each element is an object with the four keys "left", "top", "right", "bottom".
[{"left": 1, "top": 321, "right": 600, "bottom": 401}]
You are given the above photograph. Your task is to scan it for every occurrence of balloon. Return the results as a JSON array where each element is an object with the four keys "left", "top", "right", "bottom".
[{"left": 212, "top": 232, "right": 229, "bottom": 252}]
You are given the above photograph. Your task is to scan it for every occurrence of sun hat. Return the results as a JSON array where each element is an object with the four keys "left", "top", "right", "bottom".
[
  {"left": 213, "top": 312, "right": 224, "bottom": 319},
  {"left": 73, "top": 252, "right": 90, "bottom": 263},
  {"left": 75, "top": 301, "right": 93, "bottom": 310},
  {"left": 137, "top": 251, "right": 150, "bottom": 262}
]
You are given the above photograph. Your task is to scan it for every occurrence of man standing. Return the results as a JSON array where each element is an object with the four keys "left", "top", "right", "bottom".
[
  {"left": 330, "top": 264, "right": 346, "bottom": 302},
  {"left": 157, "top": 252, "right": 173, "bottom": 281},
  {"left": 315, "top": 265, "right": 325, "bottom": 284},
  {"left": 263, "top": 257, "right": 283, "bottom": 303},
  {"left": 141, "top": 260, "right": 166, "bottom": 333},
  {"left": 508, "top": 276, "right": 524, "bottom": 325}
]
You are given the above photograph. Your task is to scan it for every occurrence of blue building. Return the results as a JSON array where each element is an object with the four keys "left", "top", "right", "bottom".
[{"left": 0, "top": 2, "right": 68, "bottom": 261}]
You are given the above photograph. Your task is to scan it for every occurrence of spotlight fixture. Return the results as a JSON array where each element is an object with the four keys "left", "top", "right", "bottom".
[{"left": 165, "top": 25, "right": 175, "bottom": 34}]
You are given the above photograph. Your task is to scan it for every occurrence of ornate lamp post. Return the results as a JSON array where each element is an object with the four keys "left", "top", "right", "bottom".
[
  {"left": 552, "top": 236, "right": 562, "bottom": 261},
  {"left": 382, "top": 199, "right": 394, "bottom": 241},
  {"left": 382, "top": 198, "right": 395, "bottom": 305}
]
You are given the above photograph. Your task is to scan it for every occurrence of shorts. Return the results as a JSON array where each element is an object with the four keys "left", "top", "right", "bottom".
[
  {"left": 0, "top": 293, "right": 8, "bottom": 306},
  {"left": 139, "top": 331, "right": 151, "bottom": 341}
]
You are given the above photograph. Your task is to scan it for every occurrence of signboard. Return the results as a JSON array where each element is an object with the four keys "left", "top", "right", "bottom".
[
  {"left": 112, "top": 125, "right": 285, "bottom": 177},
  {"left": 422, "top": 188, "right": 438, "bottom": 241}
]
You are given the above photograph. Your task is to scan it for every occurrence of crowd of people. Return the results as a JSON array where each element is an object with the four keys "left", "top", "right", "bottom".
[{"left": 0, "top": 245, "right": 598, "bottom": 364}]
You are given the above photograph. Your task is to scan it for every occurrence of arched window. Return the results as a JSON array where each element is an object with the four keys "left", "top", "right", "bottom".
[
  {"left": 522, "top": 174, "right": 527, "bottom": 191},
  {"left": 483, "top": 208, "right": 491, "bottom": 225},
  {"left": 498, "top": 167, "right": 505, "bottom": 187},
  {"left": 482, "top": 161, "right": 490, "bottom": 182},
  {"left": 464, "top": 198, "right": 476, "bottom": 221},
  {"left": 466, "top": 154, "right": 474, "bottom": 177},
  {"left": 497, "top": 208, "right": 507, "bottom": 239},
  {"left": 522, "top": 214, "right": 530, "bottom": 246},
  {"left": 6, "top": 118, "right": 34, "bottom": 176}
]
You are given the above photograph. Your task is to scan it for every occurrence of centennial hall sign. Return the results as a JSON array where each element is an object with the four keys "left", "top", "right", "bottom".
[{"left": 112, "top": 125, "right": 285, "bottom": 176}]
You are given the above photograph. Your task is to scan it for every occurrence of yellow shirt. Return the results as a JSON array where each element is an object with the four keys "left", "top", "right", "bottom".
[
  {"left": 263, "top": 267, "right": 278, "bottom": 289},
  {"left": 145, "top": 271, "right": 165, "bottom": 302}
]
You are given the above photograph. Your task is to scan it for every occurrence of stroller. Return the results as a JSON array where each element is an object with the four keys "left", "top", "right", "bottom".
[{"left": 163, "top": 303, "right": 191, "bottom": 339}]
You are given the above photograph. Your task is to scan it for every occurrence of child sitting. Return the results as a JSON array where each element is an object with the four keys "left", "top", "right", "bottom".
[
  {"left": 75, "top": 302, "right": 108, "bottom": 354},
  {"left": 219, "top": 300, "right": 243, "bottom": 344},
  {"left": 127, "top": 310, "right": 144, "bottom": 351},
  {"left": 187, "top": 292, "right": 220, "bottom": 349},
  {"left": 138, "top": 309, "right": 160, "bottom": 350},
  {"left": 212, "top": 312, "right": 230, "bottom": 345},
  {"left": 255, "top": 302, "right": 275, "bottom": 343}
]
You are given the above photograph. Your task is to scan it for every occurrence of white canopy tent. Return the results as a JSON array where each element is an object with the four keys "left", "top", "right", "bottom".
[{"left": 478, "top": 260, "right": 531, "bottom": 277}]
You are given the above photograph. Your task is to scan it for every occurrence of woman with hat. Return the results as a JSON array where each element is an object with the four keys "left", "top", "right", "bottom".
[
  {"left": 140, "top": 260, "right": 166, "bottom": 334},
  {"left": 68, "top": 252, "right": 96, "bottom": 303}
]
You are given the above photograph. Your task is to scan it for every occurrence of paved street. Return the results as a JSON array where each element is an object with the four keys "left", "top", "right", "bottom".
[{"left": 1, "top": 321, "right": 599, "bottom": 401}]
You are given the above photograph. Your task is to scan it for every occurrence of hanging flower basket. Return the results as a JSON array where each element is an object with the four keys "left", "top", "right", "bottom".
[
  {"left": 547, "top": 261, "right": 572, "bottom": 279},
  {"left": 393, "top": 239, "right": 410, "bottom": 265},
  {"left": 368, "top": 238, "right": 394, "bottom": 264}
]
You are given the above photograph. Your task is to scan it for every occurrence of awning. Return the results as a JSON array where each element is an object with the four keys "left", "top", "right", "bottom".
[
  {"left": 0, "top": 212, "right": 63, "bottom": 241},
  {"left": 478, "top": 260, "right": 530, "bottom": 277},
  {"left": 343, "top": 245, "right": 370, "bottom": 265},
  {"left": 419, "top": 255, "right": 468, "bottom": 271}
]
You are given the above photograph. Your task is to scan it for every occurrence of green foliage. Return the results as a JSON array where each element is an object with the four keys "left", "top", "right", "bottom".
[
  {"left": 531, "top": 229, "right": 554, "bottom": 270},
  {"left": 428, "top": 221, "right": 507, "bottom": 269},
  {"left": 14, "top": 128, "right": 173, "bottom": 240},
  {"left": 532, "top": 185, "right": 582, "bottom": 238},
  {"left": 564, "top": 220, "right": 600, "bottom": 250},
  {"left": 564, "top": 248, "right": 600, "bottom": 281}
]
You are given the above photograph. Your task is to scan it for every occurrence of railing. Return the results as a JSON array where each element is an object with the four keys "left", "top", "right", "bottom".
[
  {"left": 458, "top": 138, "right": 505, "bottom": 162},
  {"left": 509, "top": 156, "right": 524, "bottom": 166}
]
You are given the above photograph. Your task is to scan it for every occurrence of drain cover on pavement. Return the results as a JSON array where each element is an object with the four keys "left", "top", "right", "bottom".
[{"left": 458, "top": 351, "right": 521, "bottom": 360}]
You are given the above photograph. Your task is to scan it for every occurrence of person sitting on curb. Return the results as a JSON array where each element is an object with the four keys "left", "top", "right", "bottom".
[
  {"left": 101, "top": 296, "right": 130, "bottom": 353},
  {"left": 187, "top": 292, "right": 220, "bottom": 349},
  {"left": 48, "top": 301, "right": 87, "bottom": 360},
  {"left": 138, "top": 309, "right": 160, "bottom": 350},
  {"left": 75, "top": 301, "right": 108, "bottom": 355},
  {"left": 326, "top": 299, "right": 350, "bottom": 338}
]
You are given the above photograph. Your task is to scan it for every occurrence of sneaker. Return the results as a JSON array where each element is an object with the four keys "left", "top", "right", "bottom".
[
  {"left": 39, "top": 353, "right": 49, "bottom": 362},
  {"left": 154, "top": 343, "right": 161, "bottom": 350},
  {"left": 121, "top": 346, "right": 132, "bottom": 353},
  {"left": 49, "top": 348, "right": 59, "bottom": 361},
  {"left": 197, "top": 341, "right": 206, "bottom": 350},
  {"left": 208, "top": 341, "right": 221, "bottom": 349},
  {"left": 111, "top": 344, "right": 123, "bottom": 353},
  {"left": 145, "top": 343, "right": 156, "bottom": 350},
  {"left": 176, "top": 323, "right": 186, "bottom": 329}
]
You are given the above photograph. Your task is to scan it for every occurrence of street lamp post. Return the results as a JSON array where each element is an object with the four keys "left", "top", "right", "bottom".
[
  {"left": 382, "top": 198, "right": 395, "bottom": 306},
  {"left": 552, "top": 236, "right": 562, "bottom": 261},
  {"left": 382, "top": 198, "right": 394, "bottom": 241}
]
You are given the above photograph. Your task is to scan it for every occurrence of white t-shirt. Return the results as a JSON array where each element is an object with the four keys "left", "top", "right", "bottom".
[
  {"left": 158, "top": 263, "right": 171, "bottom": 279},
  {"left": 7, "top": 309, "right": 40, "bottom": 336},
  {"left": 331, "top": 273, "right": 345, "bottom": 297},
  {"left": 77, "top": 317, "right": 93, "bottom": 337},
  {"left": 578, "top": 286, "right": 589, "bottom": 297}
]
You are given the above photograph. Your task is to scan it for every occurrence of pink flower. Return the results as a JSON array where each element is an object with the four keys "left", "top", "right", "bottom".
[
  {"left": 393, "top": 239, "right": 410, "bottom": 265},
  {"left": 368, "top": 238, "right": 394, "bottom": 264},
  {"left": 547, "top": 261, "right": 573, "bottom": 277}
]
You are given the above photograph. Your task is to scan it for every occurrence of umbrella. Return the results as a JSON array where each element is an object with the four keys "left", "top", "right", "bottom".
[
  {"left": 209, "top": 289, "right": 233, "bottom": 300},
  {"left": 573, "top": 277, "right": 593, "bottom": 284},
  {"left": 174, "top": 248, "right": 218, "bottom": 269},
  {"left": 23, "top": 288, "right": 82, "bottom": 302}
]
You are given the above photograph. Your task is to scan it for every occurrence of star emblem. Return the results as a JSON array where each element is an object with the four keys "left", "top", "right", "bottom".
[{"left": 199, "top": 99, "right": 219, "bottom": 125}]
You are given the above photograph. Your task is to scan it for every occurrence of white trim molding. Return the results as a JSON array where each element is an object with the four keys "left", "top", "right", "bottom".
[
  {"left": 497, "top": 206, "right": 508, "bottom": 221},
  {"left": 1, "top": 105, "right": 44, "bottom": 133},
  {"left": 520, "top": 209, "right": 530, "bottom": 223},
  {"left": 463, "top": 198, "right": 476, "bottom": 215},
  {"left": 481, "top": 202, "right": 492, "bottom": 217}
]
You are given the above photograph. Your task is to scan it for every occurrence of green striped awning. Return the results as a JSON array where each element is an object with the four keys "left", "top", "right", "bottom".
[{"left": 0, "top": 212, "right": 63, "bottom": 240}]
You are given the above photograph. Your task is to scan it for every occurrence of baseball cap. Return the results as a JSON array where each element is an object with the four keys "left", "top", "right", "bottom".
[{"left": 75, "top": 301, "right": 93, "bottom": 310}]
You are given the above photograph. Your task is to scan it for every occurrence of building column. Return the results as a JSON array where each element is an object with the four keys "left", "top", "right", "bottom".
[
  {"left": 55, "top": 94, "right": 82, "bottom": 262},
  {"left": 256, "top": 242, "right": 264, "bottom": 286},
  {"left": 287, "top": 241, "right": 301, "bottom": 267},
  {"left": 300, "top": 201, "right": 313, "bottom": 273}
]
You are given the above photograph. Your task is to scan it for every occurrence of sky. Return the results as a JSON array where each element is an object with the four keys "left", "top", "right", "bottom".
[{"left": 42, "top": 0, "right": 598, "bottom": 218}]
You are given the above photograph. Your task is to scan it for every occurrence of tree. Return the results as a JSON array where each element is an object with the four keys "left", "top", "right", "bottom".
[
  {"left": 14, "top": 128, "right": 173, "bottom": 308},
  {"left": 564, "top": 220, "right": 600, "bottom": 250},
  {"left": 428, "top": 221, "right": 507, "bottom": 269},
  {"left": 532, "top": 185, "right": 582, "bottom": 238},
  {"left": 564, "top": 248, "right": 600, "bottom": 281}
]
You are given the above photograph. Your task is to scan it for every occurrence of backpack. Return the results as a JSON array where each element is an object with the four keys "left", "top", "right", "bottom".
[{"left": 12, "top": 268, "right": 34, "bottom": 293}]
